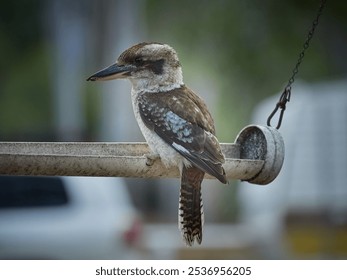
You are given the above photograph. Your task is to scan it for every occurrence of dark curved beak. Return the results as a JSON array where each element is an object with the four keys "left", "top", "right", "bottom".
[{"left": 86, "top": 63, "right": 135, "bottom": 81}]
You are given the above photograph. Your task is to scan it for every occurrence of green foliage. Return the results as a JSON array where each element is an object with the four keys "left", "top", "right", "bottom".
[
  {"left": 145, "top": 0, "right": 346, "bottom": 140},
  {"left": 1, "top": 0, "right": 346, "bottom": 143},
  {"left": 0, "top": 46, "right": 51, "bottom": 136},
  {"left": 0, "top": 0, "right": 51, "bottom": 139}
]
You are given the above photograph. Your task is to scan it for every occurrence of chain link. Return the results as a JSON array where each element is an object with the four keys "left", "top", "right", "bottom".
[{"left": 267, "top": 0, "right": 327, "bottom": 129}]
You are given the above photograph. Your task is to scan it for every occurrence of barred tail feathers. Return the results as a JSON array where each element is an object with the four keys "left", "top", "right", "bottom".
[{"left": 178, "top": 166, "right": 204, "bottom": 246}]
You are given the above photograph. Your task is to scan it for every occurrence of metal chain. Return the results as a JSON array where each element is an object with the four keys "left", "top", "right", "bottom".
[{"left": 267, "top": 0, "right": 327, "bottom": 129}]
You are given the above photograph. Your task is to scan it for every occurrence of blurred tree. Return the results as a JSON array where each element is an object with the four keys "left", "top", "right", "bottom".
[
  {"left": 2, "top": 0, "right": 345, "bottom": 142},
  {"left": 0, "top": 0, "right": 51, "bottom": 140},
  {"left": 145, "top": 0, "right": 347, "bottom": 141}
]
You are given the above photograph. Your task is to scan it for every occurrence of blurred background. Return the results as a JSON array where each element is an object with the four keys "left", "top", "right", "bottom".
[{"left": 0, "top": 0, "right": 346, "bottom": 259}]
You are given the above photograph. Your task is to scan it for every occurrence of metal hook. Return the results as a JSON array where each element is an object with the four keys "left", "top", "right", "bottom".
[
  {"left": 267, "top": 87, "right": 290, "bottom": 129},
  {"left": 266, "top": 0, "right": 326, "bottom": 129}
]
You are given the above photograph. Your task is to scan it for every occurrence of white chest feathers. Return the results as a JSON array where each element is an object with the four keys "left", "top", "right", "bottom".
[{"left": 131, "top": 89, "right": 188, "bottom": 170}]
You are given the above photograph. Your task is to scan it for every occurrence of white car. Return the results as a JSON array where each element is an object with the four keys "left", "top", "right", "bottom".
[{"left": 0, "top": 176, "right": 142, "bottom": 259}]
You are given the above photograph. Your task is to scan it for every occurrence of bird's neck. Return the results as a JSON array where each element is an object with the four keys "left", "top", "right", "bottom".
[{"left": 130, "top": 68, "right": 184, "bottom": 94}]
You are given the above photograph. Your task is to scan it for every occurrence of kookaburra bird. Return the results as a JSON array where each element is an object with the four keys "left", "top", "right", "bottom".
[{"left": 87, "top": 42, "right": 227, "bottom": 246}]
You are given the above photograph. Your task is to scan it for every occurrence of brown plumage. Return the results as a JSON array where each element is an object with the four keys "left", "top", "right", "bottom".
[
  {"left": 87, "top": 42, "right": 227, "bottom": 246},
  {"left": 180, "top": 166, "right": 205, "bottom": 245},
  {"left": 138, "top": 86, "right": 226, "bottom": 183},
  {"left": 138, "top": 85, "right": 227, "bottom": 245}
]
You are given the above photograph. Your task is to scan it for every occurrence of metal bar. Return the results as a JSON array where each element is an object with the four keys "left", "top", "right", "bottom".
[{"left": 0, "top": 142, "right": 264, "bottom": 181}]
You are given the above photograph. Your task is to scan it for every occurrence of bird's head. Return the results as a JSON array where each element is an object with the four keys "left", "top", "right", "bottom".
[{"left": 87, "top": 42, "right": 184, "bottom": 92}]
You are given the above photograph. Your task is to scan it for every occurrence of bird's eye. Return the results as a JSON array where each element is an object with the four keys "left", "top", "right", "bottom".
[{"left": 134, "top": 57, "right": 144, "bottom": 65}]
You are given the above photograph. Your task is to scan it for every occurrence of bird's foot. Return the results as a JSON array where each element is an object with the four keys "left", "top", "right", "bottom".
[{"left": 144, "top": 153, "right": 160, "bottom": 166}]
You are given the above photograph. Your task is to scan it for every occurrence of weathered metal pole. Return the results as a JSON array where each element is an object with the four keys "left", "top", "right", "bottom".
[
  {"left": 0, "top": 125, "right": 285, "bottom": 185},
  {"left": 0, "top": 142, "right": 259, "bottom": 180}
]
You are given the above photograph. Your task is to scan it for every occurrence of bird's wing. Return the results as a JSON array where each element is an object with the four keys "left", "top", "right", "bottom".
[{"left": 138, "top": 87, "right": 227, "bottom": 183}]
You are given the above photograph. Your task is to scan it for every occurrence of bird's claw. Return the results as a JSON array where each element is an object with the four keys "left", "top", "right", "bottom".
[{"left": 145, "top": 153, "right": 160, "bottom": 166}]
